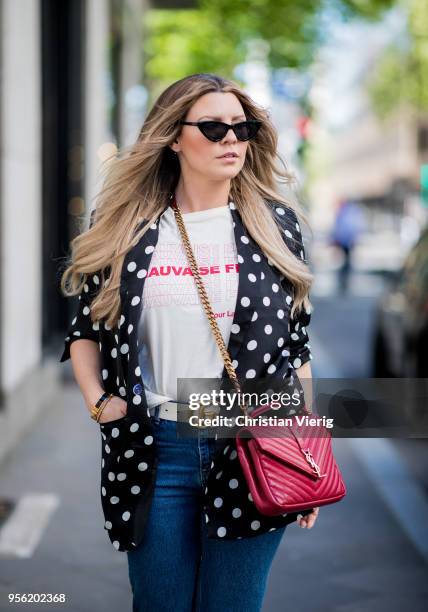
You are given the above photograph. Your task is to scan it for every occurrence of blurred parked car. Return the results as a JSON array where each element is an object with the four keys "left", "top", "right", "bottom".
[{"left": 371, "top": 226, "right": 428, "bottom": 379}]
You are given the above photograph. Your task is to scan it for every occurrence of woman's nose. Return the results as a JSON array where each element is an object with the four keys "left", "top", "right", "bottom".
[{"left": 221, "top": 127, "right": 238, "bottom": 144}]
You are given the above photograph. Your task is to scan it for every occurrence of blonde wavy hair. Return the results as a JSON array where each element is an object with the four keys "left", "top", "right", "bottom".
[{"left": 60, "top": 72, "right": 314, "bottom": 328}]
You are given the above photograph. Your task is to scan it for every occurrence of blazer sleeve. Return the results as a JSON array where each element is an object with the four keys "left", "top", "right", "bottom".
[
  {"left": 59, "top": 209, "right": 101, "bottom": 363},
  {"left": 271, "top": 202, "right": 313, "bottom": 370}
]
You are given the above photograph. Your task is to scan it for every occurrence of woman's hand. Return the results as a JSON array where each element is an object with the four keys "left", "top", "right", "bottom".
[
  {"left": 296, "top": 507, "right": 319, "bottom": 529},
  {"left": 97, "top": 395, "right": 128, "bottom": 424}
]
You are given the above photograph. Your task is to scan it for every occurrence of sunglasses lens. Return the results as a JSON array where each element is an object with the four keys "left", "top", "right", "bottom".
[
  {"left": 199, "top": 122, "right": 227, "bottom": 141},
  {"left": 234, "top": 121, "right": 261, "bottom": 141}
]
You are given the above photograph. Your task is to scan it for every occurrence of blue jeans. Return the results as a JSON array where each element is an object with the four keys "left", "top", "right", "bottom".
[{"left": 127, "top": 408, "right": 287, "bottom": 612}]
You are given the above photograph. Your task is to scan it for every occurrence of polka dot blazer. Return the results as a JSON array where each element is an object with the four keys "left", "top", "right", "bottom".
[{"left": 59, "top": 197, "right": 314, "bottom": 552}]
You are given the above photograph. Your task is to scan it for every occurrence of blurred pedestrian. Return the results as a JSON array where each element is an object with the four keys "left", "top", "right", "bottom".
[{"left": 330, "top": 198, "right": 365, "bottom": 294}]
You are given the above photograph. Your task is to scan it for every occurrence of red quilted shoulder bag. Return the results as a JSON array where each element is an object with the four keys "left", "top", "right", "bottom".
[
  {"left": 235, "top": 405, "right": 346, "bottom": 514},
  {"left": 171, "top": 196, "right": 347, "bottom": 516}
]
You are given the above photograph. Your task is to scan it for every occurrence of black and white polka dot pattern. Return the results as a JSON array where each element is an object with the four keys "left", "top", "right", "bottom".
[{"left": 60, "top": 199, "right": 313, "bottom": 551}]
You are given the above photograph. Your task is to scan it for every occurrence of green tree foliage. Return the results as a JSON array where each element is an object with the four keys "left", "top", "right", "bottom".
[
  {"left": 144, "top": 9, "right": 244, "bottom": 101},
  {"left": 143, "top": 0, "right": 395, "bottom": 97},
  {"left": 332, "top": 0, "right": 397, "bottom": 20},
  {"left": 367, "top": 0, "right": 428, "bottom": 116}
]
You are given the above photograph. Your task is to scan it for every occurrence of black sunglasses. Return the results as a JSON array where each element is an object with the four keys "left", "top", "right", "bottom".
[{"left": 179, "top": 119, "right": 262, "bottom": 142}]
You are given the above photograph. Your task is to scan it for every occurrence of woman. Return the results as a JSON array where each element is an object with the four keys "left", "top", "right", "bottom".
[{"left": 59, "top": 72, "right": 319, "bottom": 612}]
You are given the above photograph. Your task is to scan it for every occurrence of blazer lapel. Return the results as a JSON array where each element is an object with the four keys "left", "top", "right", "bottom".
[
  {"left": 118, "top": 206, "right": 167, "bottom": 354},
  {"left": 220, "top": 203, "right": 260, "bottom": 379}
]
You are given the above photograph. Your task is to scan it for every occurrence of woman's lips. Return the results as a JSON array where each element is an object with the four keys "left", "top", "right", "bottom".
[{"left": 217, "top": 155, "right": 239, "bottom": 162}]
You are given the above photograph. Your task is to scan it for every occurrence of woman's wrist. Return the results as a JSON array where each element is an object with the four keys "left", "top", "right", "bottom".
[
  {"left": 83, "top": 384, "right": 106, "bottom": 412},
  {"left": 92, "top": 393, "right": 114, "bottom": 422}
]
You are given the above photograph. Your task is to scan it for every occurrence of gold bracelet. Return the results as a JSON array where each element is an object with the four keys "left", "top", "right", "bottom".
[
  {"left": 96, "top": 394, "right": 114, "bottom": 423},
  {"left": 90, "top": 393, "right": 113, "bottom": 422}
]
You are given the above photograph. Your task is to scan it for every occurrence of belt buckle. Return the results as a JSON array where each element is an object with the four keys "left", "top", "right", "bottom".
[
  {"left": 177, "top": 405, "right": 206, "bottom": 428},
  {"left": 179, "top": 404, "right": 217, "bottom": 428},
  {"left": 196, "top": 403, "right": 218, "bottom": 428},
  {"left": 193, "top": 404, "right": 206, "bottom": 428}
]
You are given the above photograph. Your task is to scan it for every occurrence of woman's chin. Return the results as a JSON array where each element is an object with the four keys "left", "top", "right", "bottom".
[{"left": 208, "top": 168, "right": 242, "bottom": 181}]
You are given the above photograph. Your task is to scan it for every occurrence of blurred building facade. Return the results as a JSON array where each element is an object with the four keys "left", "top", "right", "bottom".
[
  {"left": 308, "top": 13, "right": 428, "bottom": 238},
  {"left": 0, "top": 0, "right": 147, "bottom": 464}
]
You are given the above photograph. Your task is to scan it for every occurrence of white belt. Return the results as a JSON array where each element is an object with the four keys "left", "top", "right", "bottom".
[{"left": 149, "top": 402, "right": 179, "bottom": 421}]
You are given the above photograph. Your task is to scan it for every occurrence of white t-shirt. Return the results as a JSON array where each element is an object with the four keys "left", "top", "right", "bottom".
[{"left": 137, "top": 203, "right": 239, "bottom": 410}]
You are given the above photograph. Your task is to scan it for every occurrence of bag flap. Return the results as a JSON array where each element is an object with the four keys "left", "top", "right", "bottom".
[{"left": 237, "top": 424, "right": 331, "bottom": 477}]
